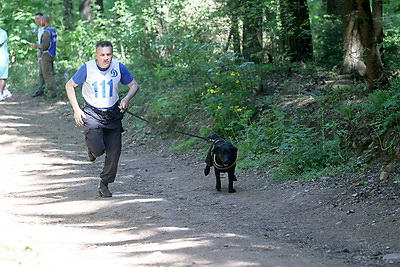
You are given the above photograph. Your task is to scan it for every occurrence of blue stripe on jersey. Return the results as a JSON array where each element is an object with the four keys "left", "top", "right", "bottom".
[{"left": 72, "top": 62, "right": 134, "bottom": 86}]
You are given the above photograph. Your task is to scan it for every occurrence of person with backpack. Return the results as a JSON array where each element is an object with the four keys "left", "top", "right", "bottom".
[{"left": 30, "top": 15, "right": 60, "bottom": 98}]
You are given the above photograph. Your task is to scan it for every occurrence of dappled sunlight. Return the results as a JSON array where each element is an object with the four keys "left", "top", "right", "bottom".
[
  {"left": 115, "top": 197, "right": 165, "bottom": 205},
  {"left": 13, "top": 200, "right": 110, "bottom": 217},
  {"left": 129, "top": 236, "right": 212, "bottom": 252},
  {"left": 0, "top": 115, "right": 25, "bottom": 120},
  {"left": 280, "top": 95, "right": 315, "bottom": 107},
  {"left": 157, "top": 226, "right": 190, "bottom": 232},
  {"left": 206, "top": 232, "right": 245, "bottom": 238},
  {"left": 164, "top": 176, "right": 179, "bottom": 181}
]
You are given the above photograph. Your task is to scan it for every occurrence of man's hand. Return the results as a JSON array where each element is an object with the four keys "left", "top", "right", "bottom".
[
  {"left": 119, "top": 98, "right": 129, "bottom": 112},
  {"left": 119, "top": 80, "right": 140, "bottom": 112},
  {"left": 65, "top": 78, "right": 85, "bottom": 125},
  {"left": 73, "top": 108, "right": 86, "bottom": 126}
]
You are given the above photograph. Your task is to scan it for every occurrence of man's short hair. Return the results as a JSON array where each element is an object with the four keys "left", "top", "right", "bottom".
[
  {"left": 35, "top": 12, "right": 43, "bottom": 16},
  {"left": 96, "top": 41, "right": 113, "bottom": 52},
  {"left": 41, "top": 15, "right": 50, "bottom": 23}
]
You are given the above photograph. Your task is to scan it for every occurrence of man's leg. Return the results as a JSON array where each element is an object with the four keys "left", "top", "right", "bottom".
[
  {"left": 84, "top": 126, "right": 106, "bottom": 160},
  {"left": 100, "top": 126, "right": 122, "bottom": 185},
  {"left": 41, "top": 54, "right": 59, "bottom": 98},
  {"left": 33, "top": 60, "right": 45, "bottom": 97},
  {"left": 0, "top": 79, "right": 5, "bottom": 94}
]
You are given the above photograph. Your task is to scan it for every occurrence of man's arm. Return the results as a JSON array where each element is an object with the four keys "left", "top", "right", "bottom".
[
  {"left": 119, "top": 79, "right": 140, "bottom": 111},
  {"left": 30, "top": 31, "right": 50, "bottom": 50},
  {"left": 65, "top": 79, "right": 86, "bottom": 126}
]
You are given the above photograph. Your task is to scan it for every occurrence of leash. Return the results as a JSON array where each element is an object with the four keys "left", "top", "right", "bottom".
[{"left": 123, "top": 109, "right": 213, "bottom": 142}]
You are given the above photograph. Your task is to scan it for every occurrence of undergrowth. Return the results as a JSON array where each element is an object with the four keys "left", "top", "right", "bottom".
[{"left": 131, "top": 57, "right": 400, "bottom": 181}]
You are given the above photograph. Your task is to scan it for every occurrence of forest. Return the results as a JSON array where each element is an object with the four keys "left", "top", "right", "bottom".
[{"left": 1, "top": 0, "right": 400, "bottom": 180}]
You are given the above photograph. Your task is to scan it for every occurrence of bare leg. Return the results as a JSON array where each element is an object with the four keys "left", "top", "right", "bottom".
[{"left": 0, "top": 79, "right": 5, "bottom": 94}]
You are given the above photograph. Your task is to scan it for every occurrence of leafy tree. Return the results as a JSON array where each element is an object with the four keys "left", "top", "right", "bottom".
[
  {"left": 280, "top": 0, "right": 313, "bottom": 62},
  {"left": 241, "top": 0, "right": 264, "bottom": 64},
  {"left": 357, "top": 0, "right": 388, "bottom": 90},
  {"left": 63, "top": 0, "right": 73, "bottom": 30},
  {"left": 343, "top": 0, "right": 366, "bottom": 76}
]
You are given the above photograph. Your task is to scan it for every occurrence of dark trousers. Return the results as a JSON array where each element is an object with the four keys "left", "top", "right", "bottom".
[
  {"left": 37, "top": 59, "right": 45, "bottom": 93},
  {"left": 83, "top": 106, "right": 124, "bottom": 184},
  {"left": 41, "top": 53, "right": 59, "bottom": 97}
]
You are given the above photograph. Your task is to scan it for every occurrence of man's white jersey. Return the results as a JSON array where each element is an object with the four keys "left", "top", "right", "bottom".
[{"left": 82, "top": 59, "right": 121, "bottom": 109}]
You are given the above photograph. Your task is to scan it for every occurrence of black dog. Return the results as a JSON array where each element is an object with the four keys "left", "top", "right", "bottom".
[{"left": 204, "top": 134, "right": 238, "bottom": 193}]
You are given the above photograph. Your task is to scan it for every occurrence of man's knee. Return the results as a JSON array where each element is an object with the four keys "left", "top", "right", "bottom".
[{"left": 91, "top": 148, "right": 105, "bottom": 158}]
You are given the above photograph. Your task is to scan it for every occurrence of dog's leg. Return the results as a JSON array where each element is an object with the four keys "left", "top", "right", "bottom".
[
  {"left": 228, "top": 172, "right": 237, "bottom": 193},
  {"left": 204, "top": 165, "right": 210, "bottom": 176},
  {"left": 215, "top": 169, "right": 221, "bottom": 191}
]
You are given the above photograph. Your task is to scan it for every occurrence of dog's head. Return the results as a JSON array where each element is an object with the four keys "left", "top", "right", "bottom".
[{"left": 212, "top": 140, "right": 238, "bottom": 167}]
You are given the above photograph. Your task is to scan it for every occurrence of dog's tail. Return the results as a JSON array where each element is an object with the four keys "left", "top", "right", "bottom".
[{"left": 204, "top": 165, "right": 211, "bottom": 176}]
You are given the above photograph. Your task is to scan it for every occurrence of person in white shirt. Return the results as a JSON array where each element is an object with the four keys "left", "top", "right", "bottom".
[{"left": 32, "top": 12, "right": 46, "bottom": 97}]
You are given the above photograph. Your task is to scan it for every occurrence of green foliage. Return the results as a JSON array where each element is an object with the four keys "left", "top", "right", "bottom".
[
  {"left": 383, "top": 28, "right": 400, "bottom": 69},
  {"left": 360, "top": 80, "right": 400, "bottom": 133},
  {"left": 311, "top": 14, "right": 343, "bottom": 66},
  {"left": 235, "top": 103, "right": 346, "bottom": 178}
]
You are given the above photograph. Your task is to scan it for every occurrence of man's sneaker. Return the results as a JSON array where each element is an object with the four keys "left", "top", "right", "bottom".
[
  {"left": 1, "top": 89, "right": 12, "bottom": 100},
  {"left": 87, "top": 149, "right": 96, "bottom": 162},
  {"left": 98, "top": 181, "right": 112, "bottom": 197}
]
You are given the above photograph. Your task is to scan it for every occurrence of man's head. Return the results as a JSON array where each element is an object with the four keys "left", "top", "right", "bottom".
[
  {"left": 34, "top": 12, "right": 43, "bottom": 27},
  {"left": 41, "top": 15, "right": 50, "bottom": 27},
  {"left": 95, "top": 41, "right": 113, "bottom": 69}
]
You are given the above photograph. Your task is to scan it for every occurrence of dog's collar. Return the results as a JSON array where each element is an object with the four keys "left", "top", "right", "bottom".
[{"left": 212, "top": 152, "right": 236, "bottom": 171}]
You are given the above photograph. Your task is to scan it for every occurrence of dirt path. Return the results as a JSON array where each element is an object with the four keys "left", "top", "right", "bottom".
[{"left": 0, "top": 93, "right": 399, "bottom": 266}]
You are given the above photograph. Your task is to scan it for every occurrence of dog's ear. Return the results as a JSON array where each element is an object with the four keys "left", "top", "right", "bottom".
[
  {"left": 232, "top": 146, "right": 238, "bottom": 158},
  {"left": 208, "top": 133, "right": 219, "bottom": 140},
  {"left": 212, "top": 146, "right": 220, "bottom": 153}
]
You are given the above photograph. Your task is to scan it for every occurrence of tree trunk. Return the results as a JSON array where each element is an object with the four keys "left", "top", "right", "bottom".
[
  {"left": 80, "top": 0, "right": 104, "bottom": 20},
  {"left": 357, "top": 0, "right": 387, "bottom": 90},
  {"left": 63, "top": 0, "right": 73, "bottom": 30},
  {"left": 280, "top": 0, "right": 313, "bottom": 62},
  {"left": 80, "top": 0, "right": 94, "bottom": 20},
  {"left": 231, "top": 15, "right": 241, "bottom": 56},
  {"left": 372, "top": 0, "right": 384, "bottom": 57},
  {"left": 224, "top": 0, "right": 241, "bottom": 55},
  {"left": 342, "top": 0, "right": 366, "bottom": 76},
  {"left": 242, "top": 0, "right": 263, "bottom": 64}
]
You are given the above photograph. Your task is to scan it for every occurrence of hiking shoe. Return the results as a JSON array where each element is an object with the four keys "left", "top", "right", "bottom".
[
  {"left": 98, "top": 181, "right": 112, "bottom": 197},
  {"left": 32, "top": 91, "right": 45, "bottom": 97},
  {"left": 1, "top": 89, "right": 12, "bottom": 100}
]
